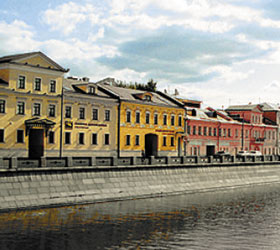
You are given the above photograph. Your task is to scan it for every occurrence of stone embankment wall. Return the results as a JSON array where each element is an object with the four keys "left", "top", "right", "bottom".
[{"left": 1, "top": 156, "right": 280, "bottom": 211}]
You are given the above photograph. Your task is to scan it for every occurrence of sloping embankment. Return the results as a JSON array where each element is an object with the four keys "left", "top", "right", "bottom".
[{"left": 1, "top": 163, "right": 280, "bottom": 211}]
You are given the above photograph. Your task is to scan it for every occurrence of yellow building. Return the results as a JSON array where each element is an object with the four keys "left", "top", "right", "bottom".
[
  {"left": 62, "top": 77, "right": 118, "bottom": 156},
  {"left": 97, "top": 79, "right": 185, "bottom": 157},
  {"left": 0, "top": 52, "right": 68, "bottom": 158}
]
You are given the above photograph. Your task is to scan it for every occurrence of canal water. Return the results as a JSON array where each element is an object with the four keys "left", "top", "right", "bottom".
[{"left": 1, "top": 183, "right": 280, "bottom": 249}]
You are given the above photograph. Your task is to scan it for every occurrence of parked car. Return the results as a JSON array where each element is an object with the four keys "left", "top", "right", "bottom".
[
  {"left": 215, "top": 151, "right": 231, "bottom": 156},
  {"left": 249, "top": 150, "right": 262, "bottom": 156},
  {"left": 237, "top": 150, "right": 250, "bottom": 156},
  {"left": 237, "top": 150, "right": 262, "bottom": 156}
]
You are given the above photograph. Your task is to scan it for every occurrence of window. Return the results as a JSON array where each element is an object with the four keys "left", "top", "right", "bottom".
[
  {"left": 126, "top": 110, "right": 131, "bottom": 123},
  {"left": 228, "top": 129, "right": 231, "bottom": 137},
  {"left": 50, "top": 80, "right": 56, "bottom": 93},
  {"left": 178, "top": 116, "right": 182, "bottom": 127},
  {"left": 163, "top": 136, "right": 167, "bottom": 146},
  {"left": 34, "top": 78, "right": 41, "bottom": 91},
  {"left": 79, "top": 133, "right": 85, "bottom": 144},
  {"left": 126, "top": 135, "right": 130, "bottom": 145},
  {"left": 135, "top": 135, "right": 140, "bottom": 146},
  {"left": 198, "top": 126, "right": 202, "bottom": 135},
  {"left": 79, "top": 107, "right": 85, "bottom": 119},
  {"left": 223, "top": 128, "right": 226, "bottom": 137},
  {"left": 193, "top": 126, "right": 196, "bottom": 135},
  {"left": 89, "top": 86, "right": 95, "bottom": 94},
  {"left": 145, "top": 112, "right": 150, "bottom": 124},
  {"left": 209, "top": 127, "right": 212, "bottom": 136},
  {"left": 17, "top": 130, "right": 24, "bottom": 143},
  {"left": 187, "top": 125, "right": 191, "bottom": 135},
  {"left": 171, "top": 115, "right": 175, "bottom": 126},
  {"left": 144, "top": 95, "right": 151, "bottom": 101},
  {"left": 213, "top": 128, "right": 217, "bottom": 136},
  {"left": 65, "top": 106, "right": 72, "bottom": 118},
  {"left": 246, "top": 130, "right": 249, "bottom": 138},
  {"left": 92, "top": 133, "right": 98, "bottom": 145},
  {"left": 92, "top": 109, "right": 98, "bottom": 120},
  {"left": 154, "top": 113, "right": 158, "bottom": 125},
  {"left": 170, "top": 137, "right": 174, "bottom": 146},
  {"left": 104, "top": 134, "right": 110, "bottom": 145},
  {"left": 163, "top": 114, "right": 167, "bottom": 125},
  {"left": 0, "top": 100, "right": 5, "bottom": 113},
  {"left": 105, "top": 110, "right": 110, "bottom": 121},
  {"left": 18, "top": 75, "right": 25, "bottom": 89},
  {"left": 203, "top": 127, "right": 207, "bottom": 136},
  {"left": 65, "top": 132, "right": 71, "bottom": 144},
  {"left": 48, "top": 104, "right": 55, "bottom": 117},
  {"left": 48, "top": 131, "right": 55, "bottom": 144},
  {"left": 33, "top": 103, "right": 41, "bottom": 116},
  {"left": 219, "top": 128, "right": 222, "bottom": 136},
  {"left": 17, "top": 102, "right": 25, "bottom": 115},
  {"left": 0, "top": 129, "right": 4, "bottom": 143},
  {"left": 136, "top": 111, "right": 140, "bottom": 123},
  {"left": 235, "top": 129, "right": 238, "bottom": 138}
]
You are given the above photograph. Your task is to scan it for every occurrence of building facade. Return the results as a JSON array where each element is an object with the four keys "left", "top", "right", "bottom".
[
  {"left": 98, "top": 80, "right": 186, "bottom": 157},
  {"left": 0, "top": 52, "right": 68, "bottom": 158},
  {"left": 180, "top": 99, "right": 279, "bottom": 156},
  {"left": 62, "top": 78, "right": 118, "bottom": 157}
]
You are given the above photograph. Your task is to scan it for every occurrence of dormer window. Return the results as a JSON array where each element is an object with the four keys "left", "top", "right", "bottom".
[
  {"left": 134, "top": 92, "right": 153, "bottom": 101},
  {"left": 144, "top": 95, "right": 151, "bottom": 101},
  {"left": 89, "top": 86, "right": 96, "bottom": 94}
]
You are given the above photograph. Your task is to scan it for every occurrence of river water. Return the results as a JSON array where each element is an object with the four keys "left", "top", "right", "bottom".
[{"left": 1, "top": 184, "right": 280, "bottom": 249}]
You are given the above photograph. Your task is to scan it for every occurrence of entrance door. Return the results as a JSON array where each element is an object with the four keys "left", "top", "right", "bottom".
[
  {"left": 206, "top": 145, "right": 215, "bottom": 156},
  {"left": 145, "top": 134, "right": 158, "bottom": 157},
  {"left": 29, "top": 129, "right": 44, "bottom": 158}
]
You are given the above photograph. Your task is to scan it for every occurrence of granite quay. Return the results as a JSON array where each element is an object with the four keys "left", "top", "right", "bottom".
[{"left": 1, "top": 155, "right": 280, "bottom": 211}]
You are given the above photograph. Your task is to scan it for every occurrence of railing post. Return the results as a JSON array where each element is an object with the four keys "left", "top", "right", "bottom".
[
  {"left": 0, "top": 157, "right": 3, "bottom": 168},
  {"left": 150, "top": 156, "right": 156, "bottom": 165},
  {"left": 11, "top": 157, "right": 17, "bottom": 169},
  {"left": 67, "top": 157, "right": 73, "bottom": 167},
  {"left": 91, "top": 156, "right": 96, "bottom": 166},
  {"left": 112, "top": 156, "right": 118, "bottom": 166},
  {"left": 131, "top": 156, "right": 137, "bottom": 166},
  {"left": 40, "top": 157, "right": 47, "bottom": 168}
]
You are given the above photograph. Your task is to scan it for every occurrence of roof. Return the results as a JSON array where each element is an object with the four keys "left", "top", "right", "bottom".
[
  {"left": 259, "top": 102, "right": 280, "bottom": 111},
  {"left": 0, "top": 51, "right": 69, "bottom": 72},
  {"left": 98, "top": 82, "right": 182, "bottom": 107},
  {"left": 226, "top": 104, "right": 262, "bottom": 112},
  {"left": 0, "top": 78, "right": 8, "bottom": 84}
]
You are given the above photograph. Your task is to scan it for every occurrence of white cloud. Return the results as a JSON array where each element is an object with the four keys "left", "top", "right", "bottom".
[
  {"left": 0, "top": 20, "right": 41, "bottom": 53},
  {"left": 42, "top": 1, "right": 100, "bottom": 35}
]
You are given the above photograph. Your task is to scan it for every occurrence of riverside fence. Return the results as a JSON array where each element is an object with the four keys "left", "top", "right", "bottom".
[{"left": 1, "top": 154, "right": 280, "bottom": 169}]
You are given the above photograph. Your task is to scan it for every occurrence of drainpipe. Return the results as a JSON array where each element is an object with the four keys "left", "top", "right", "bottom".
[
  {"left": 184, "top": 116, "right": 188, "bottom": 156},
  {"left": 59, "top": 86, "right": 64, "bottom": 158},
  {"left": 217, "top": 121, "right": 221, "bottom": 151},
  {"left": 117, "top": 99, "right": 121, "bottom": 158}
]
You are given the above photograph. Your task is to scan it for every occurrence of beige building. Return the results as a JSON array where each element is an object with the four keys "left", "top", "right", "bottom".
[
  {"left": 0, "top": 52, "right": 68, "bottom": 158},
  {"left": 61, "top": 77, "right": 118, "bottom": 156}
]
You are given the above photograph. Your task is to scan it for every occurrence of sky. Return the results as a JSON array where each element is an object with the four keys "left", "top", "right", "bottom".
[{"left": 1, "top": 0, "right": 280, "bottom": 108}]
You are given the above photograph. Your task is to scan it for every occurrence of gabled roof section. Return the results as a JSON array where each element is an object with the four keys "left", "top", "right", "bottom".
[
  {"left": 226, "top": 104, "right": 262, "bottom": 113},
  {"left": 97, "top": 81, "right": 183, "bottom": 107},
  {"left": 259, "top": 102, "right": 280, "bottom": 111},
  {"left": 0, "top": 51, "right": 69, "bottom": 72},
  {"left": 207, "top": 107, "right": 233, "bottom": 121},
  {"left": 133, "top": 92, "right": 153, "bottom": 101},
  {"left": 0, "top": 78, "right": 8, "bottom": 85}
]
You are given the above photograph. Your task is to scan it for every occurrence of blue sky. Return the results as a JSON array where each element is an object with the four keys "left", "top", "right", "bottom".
[{"left": 1, "top": 0, "right": 280, "bottom": 108}]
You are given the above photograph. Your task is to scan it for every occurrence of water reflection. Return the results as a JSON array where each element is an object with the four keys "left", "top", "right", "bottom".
[{"left": 1, "top": 184, "right": 280, "bottom": 249}]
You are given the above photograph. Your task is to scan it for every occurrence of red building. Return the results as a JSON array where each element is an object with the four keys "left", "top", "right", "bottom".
[{"left": 176, "top": 97, "right": 279, "bottom": 156}]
